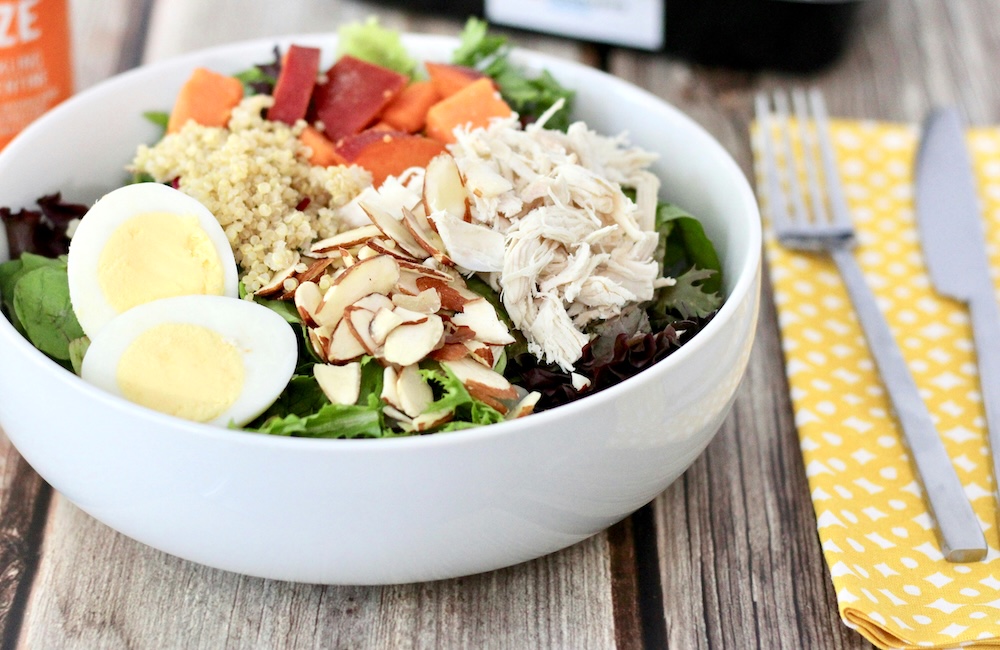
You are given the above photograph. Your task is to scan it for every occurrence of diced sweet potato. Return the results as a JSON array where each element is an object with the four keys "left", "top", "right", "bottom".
[
  {"left": 380, "top": 81, "right": 440, "bottom": 133},
  {"left": 268, "top": 44, "right": 321, "bottom": 125},
  {"left": 425, "top": 62, "right": 487, "bottom": 98},
  {"left": 167, "top": 67, "right": 244, "bottom": 134},
  {"left": 310, "top": 55, "right": 408, "bottom": 142},
  {"left": 300, "top": 126, "right": 347, "bottom": 167},
  {"left": 425, "top": 78, "right": 512, "bottom": 144},
  {"left": 337, "top": 130, "right": 446, "bottom": 187}
]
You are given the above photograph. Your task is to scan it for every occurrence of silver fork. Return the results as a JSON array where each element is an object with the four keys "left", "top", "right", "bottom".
[{"left": 755, "top": 88, "right": 987, "bottom": 563}]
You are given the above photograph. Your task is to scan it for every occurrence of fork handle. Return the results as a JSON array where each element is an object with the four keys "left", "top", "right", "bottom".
[{"left": 831, "top": 247, "right": 987, "bottom": 562}]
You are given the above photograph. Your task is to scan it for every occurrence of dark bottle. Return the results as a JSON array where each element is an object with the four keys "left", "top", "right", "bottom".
[{"left": 370, "top": 0, "right": 862, "bottom": 73}]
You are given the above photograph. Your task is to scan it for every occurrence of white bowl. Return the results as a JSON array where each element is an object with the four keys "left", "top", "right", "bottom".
[{"left": 0, "top": 34, "right": 761, "bottom": 584}]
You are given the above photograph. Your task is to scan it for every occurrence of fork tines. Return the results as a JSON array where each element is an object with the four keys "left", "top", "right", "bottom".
[{"left": 755, "top": 88, "right": 855, "bottom": 251}]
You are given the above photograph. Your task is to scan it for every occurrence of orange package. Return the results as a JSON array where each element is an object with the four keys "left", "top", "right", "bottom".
[{"left": 0, "top": 0, "right": 74, "bottom": 150}]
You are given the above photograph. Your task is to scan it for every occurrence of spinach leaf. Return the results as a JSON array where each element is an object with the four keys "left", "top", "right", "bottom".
[
  {"left": 12, "top": 263, "right": 85, "bottom": 362},
  {"left": 2, "top": 253, "right": 72, "bottom": 337},
  {"left": 0, "top": 257, "right": 27, "bottom": 333}
]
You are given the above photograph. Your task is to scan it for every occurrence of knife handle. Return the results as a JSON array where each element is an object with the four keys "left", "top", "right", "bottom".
[
  {"left": 831, "top": 247, "right": 987, "bottom": 562},
  {"left": 969, "top": 283, "right": 1000, "bottom": 511}
]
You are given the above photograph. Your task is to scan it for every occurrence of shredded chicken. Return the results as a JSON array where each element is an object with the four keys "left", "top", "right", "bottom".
[{"left": 448, "top": 103, "right": 668, "bottom": 371}]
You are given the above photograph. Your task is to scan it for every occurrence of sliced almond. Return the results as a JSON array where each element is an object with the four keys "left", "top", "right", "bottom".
[
  {"left": 314, "top": 254, "right": 400, "bottom": 328},
  {"left": 278, "top": 257, "right": 335, "bottom": 300},
  {"left": 366, "top": 238, "right": 422, "bottom": 263},
  {"left": 382, "top": 315, "right": 445, "bottom": 366},
  {"left": 327, "top": 318, "right": 367, "bottom": 363},
  {"left": 391, "top": 288, "right": 441, "bottom": 314},
  {"left": 415, "top": 276, "right": 473, "bottom": 312},
  {"left": 423, "top": 153, "right": 470, "bottom": 223},
  {"left": 451, "top": 298, "right": 515, "bottom": 346},
  {"left": 356, "top": 245, "right": 379, "bottom": 261},
  {"left": 445, "top": 324, "right": 477, "bottom": 344},
  {"left": 464, "top": 340, "right": 495, "bottom": 368},
  {"left": 294, "top": 281, "right": 323, "bottom": 326},
  {"left": 506, "top": 391, "right": 541, "bottom": 419},
  {"left": 429, "top": 343, "right": 470, "bottom": 362},
  {"left": 434, "top": 212, "right": 505, "bottom": 273},
  {"left": 395, "top": 269, "right": 422, "bottom": 296},
  {"left": 383, "top": 404, "right": 413, "bottom": 425},
  {"left": 254, "top": 263, "right": 298, "bottom": 298},
  {"left": 396, "top": 364, "right": 434, "bottom": 418},
  {"left": 335, "top": 247, "right": 356, "bottom": 268},
  {"left": 352, "top": 293, "right": 394, "bottom": 313},
  {"left": 360, "top": 202, "right": 428, "bottom": 259},
  {"left": 314, "top": 362, "right": 362, "bottom": 405},
  {"left": 345, "top": 307, "right": 378, "bottom": 355},
  {"left": 402, "top": 207, "right": 454, "bottom": 266},
  {"left": 469, "top": 391, "right": 509, "bottom": 414},
  {"left": 381, "top": 365, "right": 402, "bottom": 410},
  {"left": 392, "top": 306, "right": 430, "bottom": 325},
  {"left": 396, "top": 260, "right": 454, "bottom": 282},
  {"left": 370, "top": 307, "right": 406, "bottom": 347},
  {"left": 396, "top": 265, "right": 453, "bottom": 297},
  {"left": 407, "top": 409, "right": 455, "bottom": 432},
  {"left": 571, "top": 372, "right": 592, "bottom": 392},
  {"left": 308, "top": 324, "right": 333, "bottom": 361},
  {"left": 310, "top": 225, "right": 382, "bottom": 254},
  {"left": 441, "top": 357, "right": 518, "bottom": 402}
]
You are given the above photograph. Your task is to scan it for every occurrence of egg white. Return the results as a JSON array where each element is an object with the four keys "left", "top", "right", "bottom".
[
  {"left": 67, "top": 183, "right": 239, "bottom": 338},
  {"left": 81, "top": 295, "right": 297, "bottom": 428}
]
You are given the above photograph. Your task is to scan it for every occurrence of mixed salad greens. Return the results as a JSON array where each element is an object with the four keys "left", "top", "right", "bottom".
[{"left": 0, "top": 18, "right": 723, "bottom": 438}]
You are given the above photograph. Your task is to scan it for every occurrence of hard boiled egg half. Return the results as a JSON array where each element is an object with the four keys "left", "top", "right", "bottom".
[
  {"left": 81, "top": 295, "right": 297, "bottom": 427},
  {"left": 67, "top": 182, "right": 239, "bottom": 339}
]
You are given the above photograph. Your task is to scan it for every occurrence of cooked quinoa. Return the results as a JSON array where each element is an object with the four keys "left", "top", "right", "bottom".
[{"left": 130, "top": 95, "right": 372, "bottom": 295}]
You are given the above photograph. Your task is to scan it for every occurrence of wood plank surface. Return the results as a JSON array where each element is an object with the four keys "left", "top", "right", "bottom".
[{"left": 6, "top": 1, "right": 1000, "bottom": 648}]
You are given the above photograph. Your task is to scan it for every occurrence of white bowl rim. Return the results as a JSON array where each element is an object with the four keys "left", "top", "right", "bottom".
[{"left": 0, "top": 32, "right": 761, "bottom": 452}]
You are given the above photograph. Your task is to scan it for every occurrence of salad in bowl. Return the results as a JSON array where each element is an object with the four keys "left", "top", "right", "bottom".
[
  {"left": 0, "top": 19, "right": 759, "bottom": 583},
  {"left": 2, "top": 19, "right": 724, "bottom": 438}
]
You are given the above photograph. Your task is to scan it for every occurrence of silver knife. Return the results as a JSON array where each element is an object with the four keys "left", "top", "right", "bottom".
[{"left": 916, "top": 107, "right": 1000, "bottom": 533}]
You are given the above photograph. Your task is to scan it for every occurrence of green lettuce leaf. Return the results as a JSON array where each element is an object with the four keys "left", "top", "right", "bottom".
[
  {"left": 68, "top": 336, "right": 90, "bottom": 376},
  {"left": 422, "top": 365, "right": 505, "bottom": 430},
  {"left": 647, "top": 201, "right": 723, "bottom": 328},
  {"left": 247, "top": 357, "right": 387, "bottom": 436},
  {"left": 452, "top": 17, "right": 507, "bottom": 67},
  {"left": 338, "top": 17, "right": 418, "bottom": 77},
  {"left": 452, "top": 18, "right": 574, "bottom": 130},
  {"left": 655, "top": 202, "right": 722, "bottom": 294},
  {"left": 248, "top": 401, "right": 385, "bottom": 438}
]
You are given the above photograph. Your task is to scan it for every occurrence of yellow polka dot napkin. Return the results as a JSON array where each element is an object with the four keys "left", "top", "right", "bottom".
[{"left": 754, "top": 119, "right": 1000, "bottom": 649}]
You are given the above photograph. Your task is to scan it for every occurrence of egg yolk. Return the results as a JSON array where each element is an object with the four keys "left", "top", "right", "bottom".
[
  {"left": 116, "top": 322, "right": 244, "bottom": 423},
  {"left": 97, "top": 212, "right": 225, "bottom": 314}
]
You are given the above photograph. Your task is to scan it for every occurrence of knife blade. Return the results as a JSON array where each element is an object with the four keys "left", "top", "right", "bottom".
[{"left": 915, "top": 107, "right": 1000, "bottom": 522}]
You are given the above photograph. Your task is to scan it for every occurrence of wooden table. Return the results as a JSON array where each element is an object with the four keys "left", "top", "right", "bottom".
[{"left": 2, "top": 1, "right": 997, "bottom": 647}]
